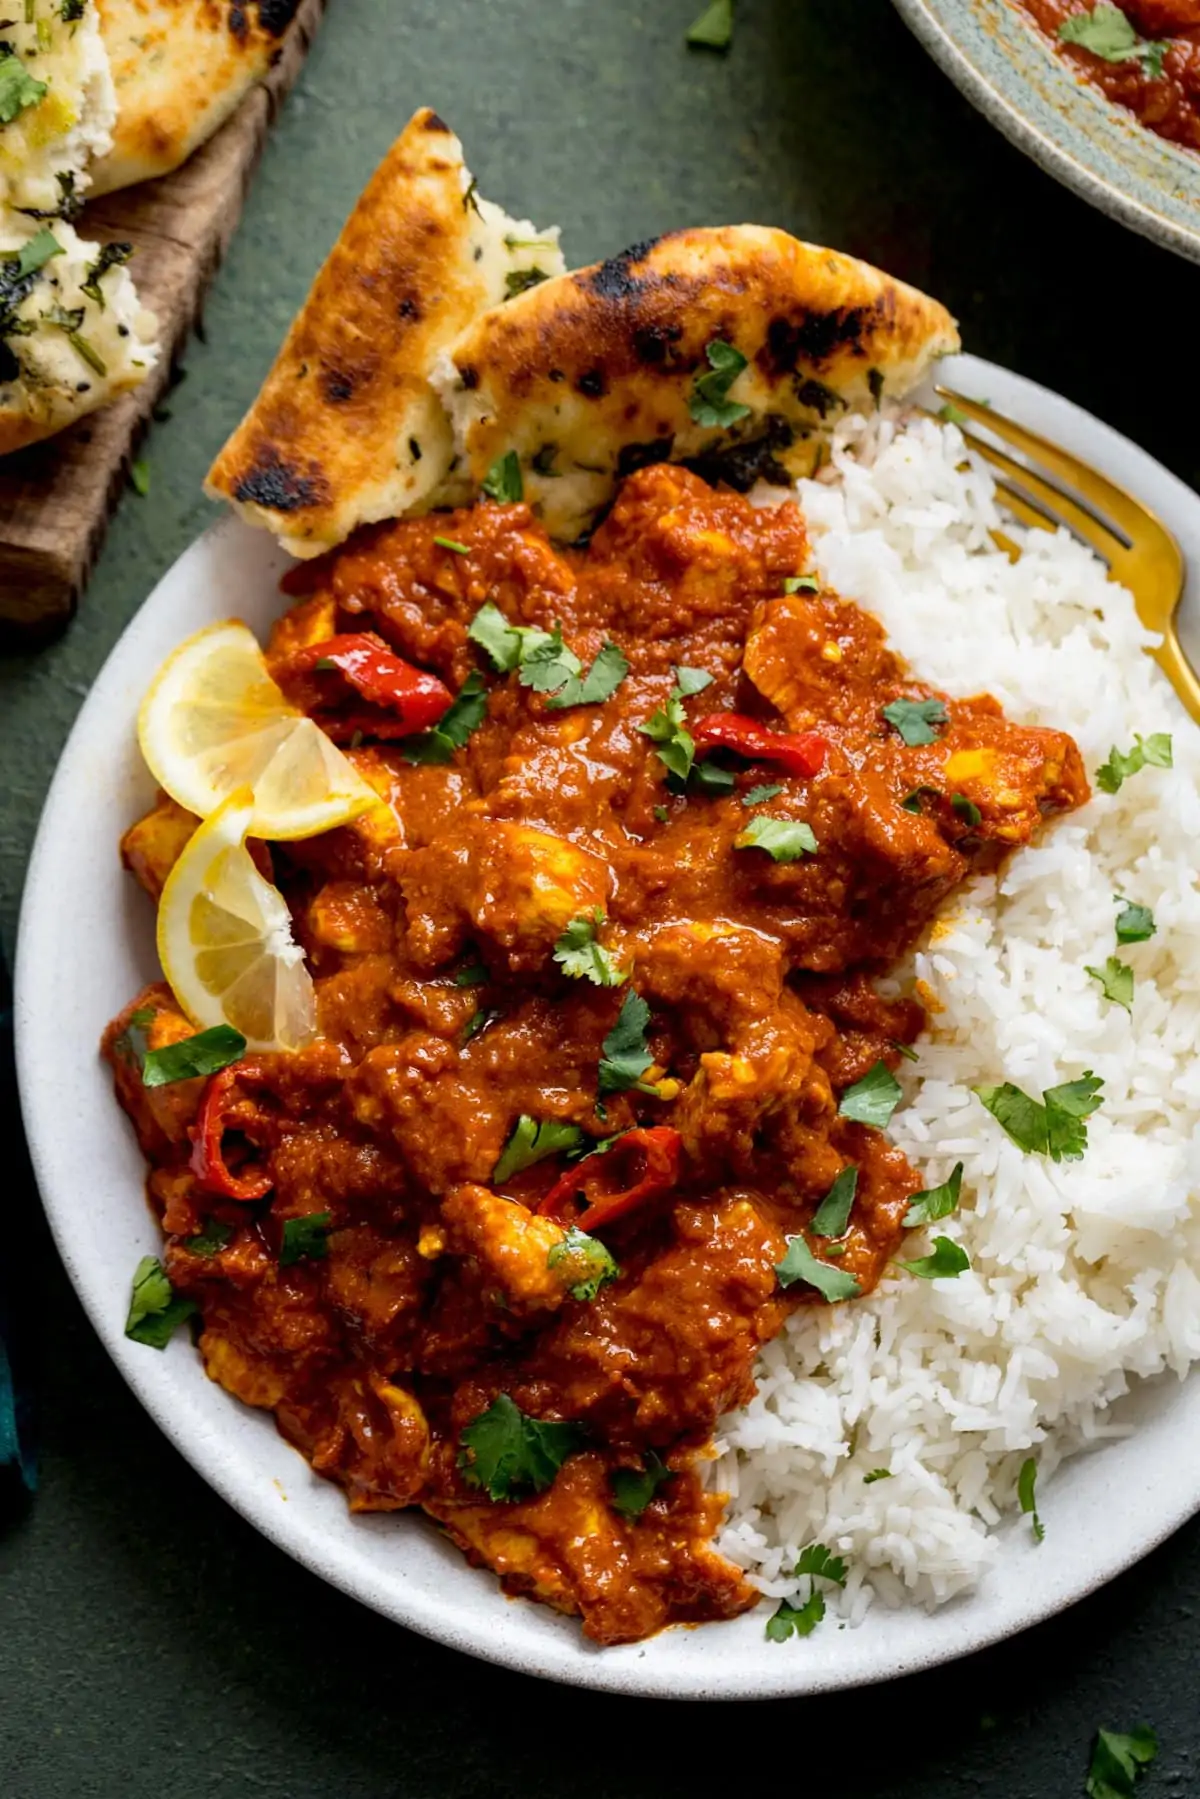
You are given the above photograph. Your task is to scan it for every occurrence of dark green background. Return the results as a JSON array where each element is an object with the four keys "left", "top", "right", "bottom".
[{"left": 3, "top": 2, "right": 1199, "bottom": 1792}]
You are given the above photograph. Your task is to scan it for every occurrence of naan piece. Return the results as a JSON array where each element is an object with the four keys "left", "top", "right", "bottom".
[
  {"left": 432, "top": 226, "right": 961, "bottom": 541},
  {"left": 0, "top": 219, "right": 158, "bottom": 456},
  {"left": 205, "top": 106, "right": 565, "bottom": 559},
  {"left": 0, "top": 1, "right": 115, "bottom": 217},
  {"left": 88, "top": 0, "right": 302, "bottom": 196}
]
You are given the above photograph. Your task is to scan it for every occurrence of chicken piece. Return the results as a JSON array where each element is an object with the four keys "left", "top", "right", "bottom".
[
  {"left": 120, "top": 793, "right": 198, "bottom": 901},
  {"left": 744, "top": 589, "right": 899, "bottom": 729},
  {"left": 441, "top": 1184, "right": 573, "bottom": 1315},
  {"left": 287, "top": 1370, "right": 431, "bottom": 1512},
  {"left": 101, "top": 983, "right": 206, "bottom": 1160},
  {"left": 1121, "top": 0, "right": 1200, "bottom": 29},
  {"left": 265, "top": 589, "right": 339, "bottom": 663},
  {"left": 424, "top": 1450, "right": 756, "bottom": 1645},
  {"left": 324, "top": 1225, "right": 430, "bottom": 1360},
  {"left": 306, "top": 881, "right": 394, "bottom": 956}
]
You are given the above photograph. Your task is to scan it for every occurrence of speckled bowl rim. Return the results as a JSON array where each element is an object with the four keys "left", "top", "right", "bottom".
[
  {"left": 892, "top": 0, "right": 1200, "bottom": 265},
  {"left": 15, "top": 352, "right": 1200, "bottom": 1698}
]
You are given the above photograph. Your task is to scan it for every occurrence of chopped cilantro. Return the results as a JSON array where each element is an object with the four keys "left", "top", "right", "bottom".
[
  {"left": 863, "top": 1468, "right": 892, "bottom": 1484},
  {"left": 81, "top": 240, "right": 132, "bottom": 309},
  {"left": 468, "top": 601, "right": 554, "bottom": 674},
  {"left": 1085, "top": 1726, "right": 1158, "bottom": 1799},
  {"left": 766, "top": 1589, "right": 825, "bottom": 1642},
  {"left": 433, "top": 535, "right": 470, "bottom": 554},
  {"left": 547, "top": 1226, "right": 620, "bottom": 1302},
  {"left": 795, "top": 1542, "right": 848, "bottom": 1585},
  {"left": 891, "top": 1038, "right": 920, "bottom": 1063},
  {"left": 775, "top": 1235, "right": 861, "bottom": 1302},
  {"left": 838, "top": 1061, "right": 902, "bottom": 1128},
  {"left": 951, "top": 793, "right": 982, "bottom": 826},
  {"left": 279, "top": 1212, "right": 332, "bottom": 1267},
  {"left": 114, "top": 1004, "right": 154, "bottom": 1068},
  {"left": 1018, "top": 1456, "right": 1045, "bottom": 1543},
  {"left": 610, "top": 1451, "right": 672, "bottom": 1518},
  {"left": 686, "top": 0, "right": 732, "bottom": 50},
  {"left": 639, "top": 693, "right": 695, "bottom": 782},
  {"left": 597, "top": 990, "right": 657, "bottom": 1097},
  {"left": 938, "top": 400, "right": 970, "bottom": 426},
  {"left": 454, "top": 960, "right": 489, "bottom": 987},
  {"left": 975, "top": 1074, "right": 1104, "bottom": 1162},
  {"left": 900, "top": 785, "right": 941, "bottom": 814},
  {"left": 1060, "top": 4, "right": 1167, "bottom": 77},
  {"left": 13, "top": 227, "right": 62, "bottom": 279},
  {"left": 673, "top": 666, "right": 714, "bottom": 697},
  {"left": 462, "top": 1006, "right": 501, "bottom": 1044},
  {"left": 129, "top": 458, "right": 151, "bottom": 498},
  {"left": 141, "top": 1024, "right": 245, "bottom": 1088},
  {"left": 1114, "top": 897, "right": 1155, "bottom": 944},
  {"left": 61, "top": 0, "right": 88, "bottom": 19},
  {"left": 735, "top": 815, "right": 818, "bottom": 862},
  {"left": 653, "top": 804, "right": 670, "bottom": 823},
  {"left": 1086, "top": 955, "right": 1134, "bottom": 1013},
  {"left": 881, "top": 696, "right": 949, "bottom": 746},
  {"left": 691, "top": 758, "right": 736, "bottom": 796},
  {"left": 903, "top": 1162, "right": 963, "bottom": 1228},
  {"left": 897, "top": 1235, "right": 970, "bottom": 1280},
  {"left": 481, "top": 448, "right": 523, "bottom": 503},
  {"left": 0, "top": 52, "right": 47, "bottom": 123},
  {"left": 402, "top": 671, "right": 487, "bottom": 764},
  {"left": 504, "top": 267, "right": 549, "bottom": 299},
  {"left": 689, "top": 339, "right": 751, "bottom": 429},
  {"left": 546, "top": 640, "right": 629, "bottom": 710},
  {"left": 783, "top": 574, "right": 820, "bottom": 594},
  {"left": 1095, "top": 733, "right": 1172, "bottom": 793},
  {"left": 811, "top": 1165, "right": 858, "bottom": 1238},
  {"left": 124, "top": 1256, "right": 197, "bottom": 1349},
  {"left": 742, "top": 782, "right": 784, "bottom": 807},
  {"left": 458, "top": 1393, "right": 584, "bottom": 1501},
  {"left": 182, "top": 1221, "right": 233, "bottom": 1259},
  {"left": 494, "top": 1115, "right": 584, "bottom": 1183},
  {"left": 554, "top": 909, "right": 626, "bottom": 987}
]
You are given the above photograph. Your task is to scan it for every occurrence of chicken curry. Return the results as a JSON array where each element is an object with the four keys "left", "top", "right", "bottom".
[
  {"left": 104, "top": 464, "right": 1088, "bottom": 1645},
  {"left": 1018, "top": 0, "right": 1200, "bottom": 151}
]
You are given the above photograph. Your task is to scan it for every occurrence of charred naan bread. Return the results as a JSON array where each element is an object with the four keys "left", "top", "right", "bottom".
[
  {"left": 432, "top": 227, "right": 961, "bottom": 541},
  {"left": 205, "top": 106, "right": 565, "bottom": 559},
  {"left": 0, "top": 220, "right": 159, "bottom": 456},
  {"left": 88, "top": 0, "right": 302, "bottom": 196},
  {"left": 0, "top": 1, "right": 115, "bottom": 217}
]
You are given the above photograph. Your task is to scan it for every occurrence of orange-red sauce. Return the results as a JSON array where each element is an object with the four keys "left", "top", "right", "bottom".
[{"left": 1018, "top": 0, "right": 1200, "bottom": 150}]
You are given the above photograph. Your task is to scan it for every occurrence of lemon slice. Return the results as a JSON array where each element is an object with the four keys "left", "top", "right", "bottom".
[
  {"left": 138, "top": 619, "right": 378, "bottom": 841},
  {"left": 157, "top": 790, "right": 317, "bottom": 1052}
]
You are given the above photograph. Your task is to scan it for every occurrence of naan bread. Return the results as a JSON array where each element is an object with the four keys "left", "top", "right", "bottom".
[
  {"left": 432, "top": 227, "right": 961, "bottom": 541},
  {"left": 0, "top": 220, "right": 159, "bottom": 456},
  {"left": 205, "top": 106, "right": 565, "bottom": 559},
  {"left": 0, "top": 1, "right": 115, "bottom": 216},
  {"left": 88, "top": 0, "right": 302, "bottom": 196}
]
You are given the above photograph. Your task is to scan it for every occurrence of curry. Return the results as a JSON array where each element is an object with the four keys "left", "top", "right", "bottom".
[
  {"left": 1017, "top": 0, "right": 1200, "bottom": 150},
  {"left": 104, "top": 465, "right": 1088, "bottom": 1645}
]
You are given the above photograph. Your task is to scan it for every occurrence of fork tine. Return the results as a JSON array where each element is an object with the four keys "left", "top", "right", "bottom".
[
  {"left": 935, "top": 388, "right": 1179, "bottom": 552},
  {"left": 967, "top": 436, "right": 1113, "bottom": 556}
]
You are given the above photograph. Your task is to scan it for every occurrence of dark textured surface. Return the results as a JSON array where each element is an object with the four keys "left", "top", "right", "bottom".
[{"left": 2, "top": 1, "right": 1199, "bottom": 1792}]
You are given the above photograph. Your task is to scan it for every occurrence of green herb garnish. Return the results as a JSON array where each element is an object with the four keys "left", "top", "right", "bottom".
[
  {"left": 881, "top": 696, "right": 949, "bottom": 746},
  {"left": 975, "top": 1073, "right": 1104, "bottom": 1162},
  {"left": 686, "top": 0, "right": 732, "bottom": 51},
  {"left": 454, "top": 960, "right": 489, "bottom": 986},
  {"left": 597, "top": 990, "right": 657, "bottom": 1097},
  {"left": 766, "top": 1590, "right": 825, "bottom": 1642},
  {"left": 951, "top": 793, "right": 982, "bottom": 826},
  {"left": 141, "top": 1024, "right": 246, "bottom": 1088},
  {"left": 462, "top": 1006, "right": 501, "bottom": 1044},
  {"left": 795, "top": 1542, "right": 848, "bottom": 1584},
  {"left": 609, "top": 1451, "right": 672, "bottom": 1518},
  {"left": 124, "top": 1256, "right": 197, "bottom": 1349},
  {"left": 1095, "top": 733, "right": 1172, "bottom": 793},
  {"left": 1018, "top": 1456, "right": 1045, "bottom": 1543},
  {"left": 903, "top": 1162, "right": 963, "bottom": 1228},
  {"left": 1060, "top": 5, "right": 1167, "bottom": 77},
  {"left": 458, "top": 1393, "right": 584, "bottom": 1501},
  {"left": 775, "top": 1236, "right": 861, "bottom": 1302},
  {"left": 742, "top": 782, "right": 784, "bottom": 807},
  {"left": 838, "top": 1061, "right": 902, "bottom": 1128},
  {"left": 494, "top": 1115, "right": 584, "bottom": 1183},
  {"left": 1085, "top": 1725, "right": 1158, "bottom": 1799},
  {"left": 504, "top": 267, "right": 550, "bottom": 299},
  {"left": 897, "top": 1235, "right": 969, "bottom": 1280},
  {"left": 689, "top": 339, "right": 751, "bottom": 429},
  {"left": 481, "top": 449, "right": 523, "bottom": 502},
  {"left": 783, "top": 574, "right": 820, "bottom": 594},
  {"left": 129, "top": 458, "right": 151, "bottom": 497},
  {"left": 279, "top": 1212, "right": 332, "bottom": 1267},
  {"left": 811, "top": 1165, "right": 858, "bottom": 1238},
  {"left": 863, "top": 1468, "right": 892, "bottom": 1484},
  {"left": 734, "top": 815, "right": 818, "bottom": 862},
  {"left": 1114, "top": 897, "right": 1155, "bottom": 944},
  {"left": 0, "top": 51, "right": 47, "bottom": 123},
  {"left": 554, "top": 909, "right": 626, "bottom": 987},
  {"left": 12, "top": 227, "right": 62, "bottom": 279},
  {"left": 547, "top": 1226, "right": 620, "bottom": 1302},
  {"left": 182, "top": 1221, "right": 233, "bottom": 1259},
  {"left": 433, "top": 535, "right": 470, "bottom": 554},
  {"left": 402, "top": 671, "right": 488, "bottom": 764},
  {"left": 81, "top": 240, "right": 132, "bottom": 309},
  {"left": 1086, "top": 956, "right": 1134, "bottom": 1013}
]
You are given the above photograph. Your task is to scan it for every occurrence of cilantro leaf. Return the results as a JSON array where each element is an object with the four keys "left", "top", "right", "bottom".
[
  {"left": 735, "top": 815, "right": 818, "bottom": 862},
  {"left": 673, "top": 666, "right": 714, "bottom": 697},
  {"left": 795, "top": 1542, "right": 848, "bottom": 1585},
  {"left": 610, "top": 1450, "right": 673, "bottom": 1518},
  {"left": 454, "top": 960, "right": 489, "bottom": 987},
  {"left": 891, "top": 1038, "right": 920, "bottom": 1063},
  {"left": 462, "top": 1006, "right": 501, "bottom": 1044},
  {"left": 638, "top": 693, "right": 695, "bottom": 781},
  {"left": 775, "top": 1236, "right": 861, "bottom": 1302},
  {"left": 14, "top": 227, "right": 62, "bottom": 279},
  {"left": 766, "top": 1589, "right": 825, "bottom": 1642},
  {"left": 468, "top": 602, "right": 546, "bottom": 674},
  {"left": 547, "top": 1226, "right": 620, "bottom": 1302},
  {"left": 974, "top": 1081, "right": 1047, "bottom": 1154},
  {"left": 1095, "top": 732, "right": 1173, "bottom": 793},
  {"left": 863, "top": 1468, "right": 892, "bottom": 1484},
  {"left": 975, "top": 1074, "right": 1104, "bottom": 1162},
  {"left": 545, "top": 640, "right": 630, "bottom": 710},
  {"left": 597, "top": 990, "right": 657, "bottom": 1096},
  {"left": 900, "top": 785, "right": 941, "bottom": 814},
  {"left": 951, "top": 793, "right": 982, "bottom": 826},
  {"left": 811, "top": 1165, "right": 858, "bottom": 1238},
  {"left": 494, "top": 1115, "right": 584, "bottom": 1183},
  {"left": 783, "top": 574, "right": 820, "bottom": 594},
  {"left": 689, "top": 339, "right": 751, "bottom": 429},
  {"left": 881, "top": 696, "right": 949, "bottom": 746},
  {"left": 742, "top": 782, "right": 784, "bottom": 807},
  {"left": 0, "top": 52, "right": 47, "bottom": 124},
  {"left": 518, "top": 622, "right": 584, "bottom": 693},
  {"left": 279, "top": 1212, "right": 332, "bottom": 1267},
  {"left": 939, "top": 400, "right": 969, "bottom": 426},
  {"left": 1085, "top": 1726, "right": 1158, "bottom": 1799},
  {"left": 129, "top": 458, "right": 151, "bottom": 498},
  {"left": 1086, "top": 956, "right": 1134, "bottom": 1012},
  {"left": 433, "top": 535, "right": 470, "bottom": 554},
  {"left": 505, "top": 267, "right": 549, "bottom": 299},
  {"left": 1018, "top": 1456, "right": 1045, "bottom": 1543},
  {"left": 80, "top": 240, "right": 132, "bottom": 309},
  {"left": 898, "top": 1235, "right": 970, "bottom": 1280},
  {"left": 838, "top": 1061, "right": 902, "bottom": 1128},
  {"left": 904, "top": 1162, "right": 963, "bottom": 1228},
  {"left": 692, "top": 758, "right": 736, "bottom": 796},
  {"left": 458, "top": 1393, "right": 584, "bottom": 1501},
  {"left": 1060, "top": 4, "right": 1167, "bottom": 77},
  {"left": 182, "top": 1221, "right": 233, "bottom": 1259},
  {"left": 124, "top": 1256, "right": 197, "bottom": 1349},
  {"left": 1114, "top": 897, "right": 1155, "bottom": 944},
  {"left": 141, "top": 1024, "right": 246, "bottom": 1089},
  {"left": 481, "top": 449, "right": 523, "bottom": 502},
  {"left": 403, "top": 671, "right": 487, "bottom": 764},
  {"left": 686, "top": 0, "right": 733, "bottom": 51},
  {"left": 553, "top": 909, "right": 627, "bottom": 987},
  {"left": 114, "top": 1004, "right": 155, "bottom": 1068}
]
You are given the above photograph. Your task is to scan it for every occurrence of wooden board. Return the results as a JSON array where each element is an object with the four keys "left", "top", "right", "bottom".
[{"left": 0, "top": 0, "right": 326, "bottom": 640}]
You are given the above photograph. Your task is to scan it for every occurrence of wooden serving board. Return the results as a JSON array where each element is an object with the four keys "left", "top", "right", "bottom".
[{"left": 0, "top": 0, "right": 326, "bottom": 640}]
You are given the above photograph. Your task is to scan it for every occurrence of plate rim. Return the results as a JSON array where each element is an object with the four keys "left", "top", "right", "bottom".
[
  {"left": 891, "top": 0, "right": 1200, "bottom": 267},
  {"left": 15, "top": 350, "right": 1200, "bottom": 1699}
]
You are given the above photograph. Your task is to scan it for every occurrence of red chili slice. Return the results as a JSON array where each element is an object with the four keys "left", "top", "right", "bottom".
[
  {"left": 538, "top": 1127, "right": 683, "bottom": 1233},
  {"left": 283, "top": 633, "right": 452, "bottom": 741},
  {"left": 188, "top": 1066, "right": 273, "bottom": 1202},
  {"left": 693, "top": 712, "right": 828, "bottom": 779}
]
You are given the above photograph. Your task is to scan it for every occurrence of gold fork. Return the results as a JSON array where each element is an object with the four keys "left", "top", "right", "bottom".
[{"left": 934, "top": 387, "right": 1199, "bottom": 726}]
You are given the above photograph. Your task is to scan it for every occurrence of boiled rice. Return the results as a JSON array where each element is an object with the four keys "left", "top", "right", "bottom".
[{"left": 713, "top": 409, "right": 1200, "bottom": 1624}]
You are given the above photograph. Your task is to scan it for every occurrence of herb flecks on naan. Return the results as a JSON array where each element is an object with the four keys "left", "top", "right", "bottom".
[
  {"left": 89, "top": 0, "right": 304, "bottom": 196},
  {"left": 205, "top": 106, "right": 565, "bottom": 559},
  {"left": 434, "top": 227, "right": 961, "bottom": 542},
  {"left": 0, "top": 1, "right": 115, "bottom": 216}
]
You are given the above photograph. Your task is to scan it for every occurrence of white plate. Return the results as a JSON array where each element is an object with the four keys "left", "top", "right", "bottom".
[{"left": 15, "top": 354, "right": 1200, "bottom": 1699}]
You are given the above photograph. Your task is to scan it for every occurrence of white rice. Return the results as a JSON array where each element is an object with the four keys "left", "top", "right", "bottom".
[{"left": 714, "top": 410, "right": 1200, "bottom": 1623}]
